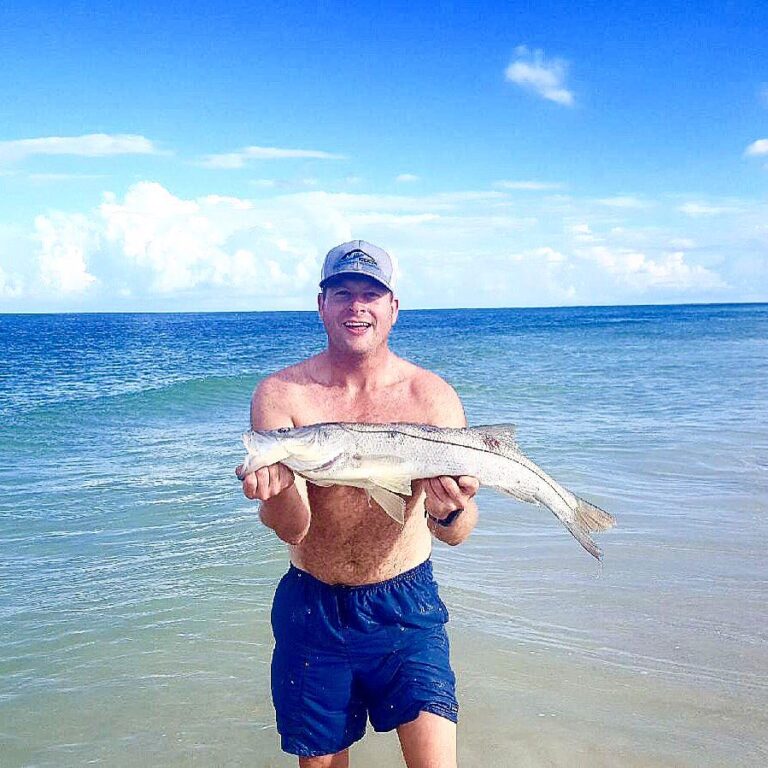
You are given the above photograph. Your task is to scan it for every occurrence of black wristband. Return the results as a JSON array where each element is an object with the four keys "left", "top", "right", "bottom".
[{"left": 428, "top": 508, "right": 464, "bottom": 527}]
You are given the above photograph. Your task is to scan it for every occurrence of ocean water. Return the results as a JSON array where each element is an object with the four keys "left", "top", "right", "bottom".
[{"left": 1, "top": 304, "right": 766, "bottom": 767}]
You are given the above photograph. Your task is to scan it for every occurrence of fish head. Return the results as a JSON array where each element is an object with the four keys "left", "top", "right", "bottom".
[{"left": 240, "top": 424, "right": 346, "bottom": 476}]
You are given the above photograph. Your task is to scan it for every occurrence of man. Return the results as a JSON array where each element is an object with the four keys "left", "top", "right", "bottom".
[{"left": 238, "top": 240, "right": 479, "bottom": 768}]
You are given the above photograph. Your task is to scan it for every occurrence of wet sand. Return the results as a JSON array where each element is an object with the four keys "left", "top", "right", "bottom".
[{"left": 342, "top": 627, "right": 767, "bottom": 768}]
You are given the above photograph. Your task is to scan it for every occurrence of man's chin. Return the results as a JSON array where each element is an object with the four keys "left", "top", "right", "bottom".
[{"left": 332, "top": 337, "right": 378, "bottom": 356}]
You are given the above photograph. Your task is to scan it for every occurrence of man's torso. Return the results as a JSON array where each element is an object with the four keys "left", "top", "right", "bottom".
[{"left": 264, "top": 355, "right": 450, "bottom": 585}]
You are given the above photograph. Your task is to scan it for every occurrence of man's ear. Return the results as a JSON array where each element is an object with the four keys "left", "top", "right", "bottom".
[
  {"left": 317, "top": 292, "right": 324, "bottom": 316},
  {"left": 391, "top": 296, "right": 399, "bottom": 325}
]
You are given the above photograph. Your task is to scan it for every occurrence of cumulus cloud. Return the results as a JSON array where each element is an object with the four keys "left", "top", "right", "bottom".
[
  {"left": 0, "top": 134, "right": 159, "bottom": 164},
  {"left": 23, "top": 183, "right": 360, "bottom": 304},
  {"left": 35, "top": 212, "right": 98, "bottom": 293},
  {"left": 745, "top": 139, "right": 768, "bottom": 157},
  {"left": 505, "top": 46, "right": 574, "bottom": 106},
  {"left": 200, "top": 145, "right": 346, "bottom": 169},
  {"left": 96, "top": 182, "right": 333, "bottom": 295},
  {"left": 576, "top": 243, "right": 724, "bottom": 291},
  {"left": 8, "top": 180, "right": 749, "bottom": 310}
]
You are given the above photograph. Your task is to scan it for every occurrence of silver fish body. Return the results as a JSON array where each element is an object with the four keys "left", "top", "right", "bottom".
[{"left": 239, "top": 422, "right": 615, "bottom": 559}]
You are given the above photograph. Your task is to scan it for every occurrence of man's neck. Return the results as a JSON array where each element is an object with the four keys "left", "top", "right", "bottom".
[{"left": 319, "top": 346, "right": 398, "bottom": 390}]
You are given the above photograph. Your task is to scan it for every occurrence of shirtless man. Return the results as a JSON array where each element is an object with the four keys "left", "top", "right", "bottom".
[{"left": 238, "top": 241, "right": 479, "bottom": 768}]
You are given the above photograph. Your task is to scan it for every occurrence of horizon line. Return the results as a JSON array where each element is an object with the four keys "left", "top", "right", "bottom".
[{"left": 1, "top": 300, "right": 766, "bottom": 317}]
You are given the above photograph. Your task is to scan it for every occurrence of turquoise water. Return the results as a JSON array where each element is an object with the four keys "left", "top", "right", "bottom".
[{"left": 1, "top": 305, "right": 767, "bottom": 766}]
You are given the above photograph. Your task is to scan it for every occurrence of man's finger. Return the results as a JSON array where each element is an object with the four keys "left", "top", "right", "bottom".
[
  {"left": 267, "top": 463, "right": 281, "bottom": 495},
  {"left": 439, "top": 477, "right": 466, "bottom": 507},
  {"left": 427, "top": 477, "right": 450, "bottom": 505},
  {"left": 242, "top": 472, "right": 258, "bottom": 499},
  {"left": 258, "top": 467, "right": 275, "bottom": 499},
  {"left": 457, "top": 475, "right": 480, "bottom": 496}
]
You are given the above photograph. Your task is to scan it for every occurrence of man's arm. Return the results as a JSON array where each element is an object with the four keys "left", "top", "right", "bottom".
[
  {"left": 419, "top": 376, "right": 479, "bottom": 546},
  {"left": 236, "top": 377, "right": 312, "bottom": 545}
]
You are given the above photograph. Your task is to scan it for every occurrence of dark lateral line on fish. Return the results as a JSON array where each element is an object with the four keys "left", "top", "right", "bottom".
[{"left": 340, "top": 424, "right": 575, "bottom": 515}]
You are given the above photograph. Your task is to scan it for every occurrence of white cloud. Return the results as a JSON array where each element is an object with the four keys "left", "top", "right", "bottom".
[
  {"left": 678, "top": 202, "right": 732, "bottom": 217},
  {"left": 0, "top": 134, "right": 159, "bottom": 164},
  {"left": 35, "top": 212, "right": 98, "bottom": 293},
  {"left": 510, "top": 246, "right": 566, "bottom": 263},
  {"left": 495, "top": 180, "right": 564, "bottom": 191},
  {"left": 92, "top": 183, "right": 348, "bottom": 297},
  {"left": 570, "top": 223, "right": 597, "bottom": 242},
  {"left": 576, "top": 245, "right": 724, "bottom": 291},
  {"left": 395, "top": 174, "right": 420, "bottom": 183},
  {"left": 669, "top": 237, "right": 696, "bottom": 250},
  {"left": 745, "top": 139, "right": 768, "bottom": 157},
  {"left": 0, "top": 266, "right": 24, "bottom": 298},
  {"left": 353, "top": 213, "right": 440, "bottom": 227},
  {"left": 27, "top": 173, "right": 107, "bottom": 182},
  {"left": 9, "top": 180, "right": 756, "bottom": 310},
  {"left": 505, "top": 46, "right": 574, "bottom": 106},
  {"left": 199, "top": 145, "right": 346, "bottom": 169},
  {"left": 596, "top": 196, "right": 652, "bottom": 209},
  {"left": 249, "top": 178, "right": 325, "bottom": 190}
]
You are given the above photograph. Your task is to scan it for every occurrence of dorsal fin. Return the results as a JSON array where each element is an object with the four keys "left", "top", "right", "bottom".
[{"left": 471, "top": 423, "right": 518, "bottom": 449}]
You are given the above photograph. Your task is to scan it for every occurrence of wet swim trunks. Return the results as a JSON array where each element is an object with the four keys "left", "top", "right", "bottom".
[{"left": 270, "top": 559, "right": 458, "bottom": 757}]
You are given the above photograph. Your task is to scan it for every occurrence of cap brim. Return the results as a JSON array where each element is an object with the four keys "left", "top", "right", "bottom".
[{"left": 319, "top": 270, "right": 392, "bottom": 291}]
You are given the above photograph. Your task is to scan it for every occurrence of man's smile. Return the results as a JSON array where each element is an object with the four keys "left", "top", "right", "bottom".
[{"left": 343, "top": 320, "right": 372, "bottom": 334}]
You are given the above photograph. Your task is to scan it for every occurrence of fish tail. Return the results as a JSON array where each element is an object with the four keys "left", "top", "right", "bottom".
[
  {"left": 574, "top": 495, "right": 616, "bottom": 532},
  {"left": 560, "top": 497, "right": 615, "bottom": 561},
  {"left": 565, "top": 524, "right": 603, "bottom": 561}
]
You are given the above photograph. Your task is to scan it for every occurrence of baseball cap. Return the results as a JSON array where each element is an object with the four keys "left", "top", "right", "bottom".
[{"left": 319, "top": 240, "right": 395, "bottom": 292}]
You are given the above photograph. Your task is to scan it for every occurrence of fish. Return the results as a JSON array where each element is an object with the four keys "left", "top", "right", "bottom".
[{"left": 238, "top": 422, "right": 615, "bottom": 560}]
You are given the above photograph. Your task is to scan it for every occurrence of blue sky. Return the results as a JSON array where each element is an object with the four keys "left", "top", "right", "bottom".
[{"left": 1, "top": 0, "right": 766, "bottom": 311}]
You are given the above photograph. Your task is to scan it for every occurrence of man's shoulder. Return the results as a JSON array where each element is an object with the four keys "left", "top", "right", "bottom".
[
  {"left": 256, "top": 357, "right": 316, "bottom": 393},
  {"left": 399, "top": 359, "right": 465, "bottom": 426},
  {"left": 251, "top": 357, "right": 318, "bottom": 426},
  {"left": 405, "top": 362, "right": 456, "bottom": 397}
]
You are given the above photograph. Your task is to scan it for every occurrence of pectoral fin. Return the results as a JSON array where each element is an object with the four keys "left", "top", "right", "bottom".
[
  {"left": 368, "top": 485, "right": 407, "bottom": 524},
  {"left": 372, "top": 473, "right": 413, "bottom": 496}
]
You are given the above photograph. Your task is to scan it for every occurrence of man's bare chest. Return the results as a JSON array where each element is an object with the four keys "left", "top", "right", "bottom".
[{"left": 295, "top": 385, "right": 430, "bottom": 425}]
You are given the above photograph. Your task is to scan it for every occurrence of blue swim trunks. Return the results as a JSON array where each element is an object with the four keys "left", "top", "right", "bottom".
[{"left": 270, "top": 559, "right": 458, "bottom": 757}]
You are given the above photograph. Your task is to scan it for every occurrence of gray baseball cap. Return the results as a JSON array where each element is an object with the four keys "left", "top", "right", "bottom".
[{"left": 319, "top": 240, "right": 395, "bottom": 291}]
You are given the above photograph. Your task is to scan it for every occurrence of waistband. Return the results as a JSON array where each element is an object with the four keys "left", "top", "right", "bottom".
[{"left": 288, "top": 559, "right": 434, "bottom": 595}]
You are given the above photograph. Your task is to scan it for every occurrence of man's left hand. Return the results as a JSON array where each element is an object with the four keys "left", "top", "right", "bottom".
[{"left": 423, "top": 476, "right": 480, "bottom": 522}]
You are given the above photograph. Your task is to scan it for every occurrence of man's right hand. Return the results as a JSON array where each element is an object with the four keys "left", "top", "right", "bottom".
[{"left": 236, "top": 463, "right": 295, "bottom": 501}]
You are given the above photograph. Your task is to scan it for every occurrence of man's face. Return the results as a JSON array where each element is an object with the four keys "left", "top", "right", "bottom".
[{"left": 318, "top": 275, "right": 399, "bottom": 356}]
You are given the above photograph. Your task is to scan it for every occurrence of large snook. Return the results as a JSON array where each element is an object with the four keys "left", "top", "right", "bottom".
[{"left": 239, "top": 422, "right": 615, "bottom": 560}]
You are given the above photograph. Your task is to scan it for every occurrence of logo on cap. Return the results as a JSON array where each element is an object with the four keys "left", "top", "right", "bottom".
[{"left": 338, "top": 249, "right": 378, "bottom": 267}]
